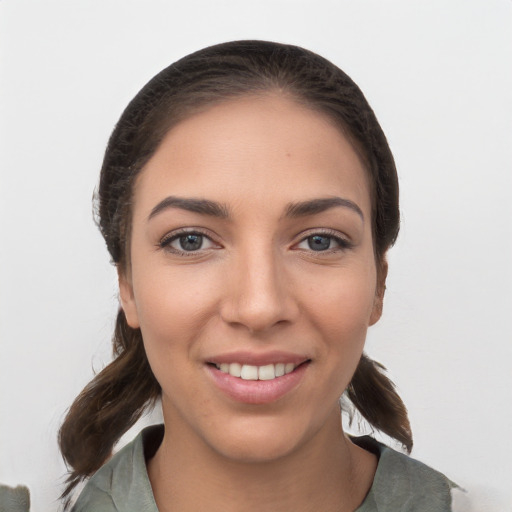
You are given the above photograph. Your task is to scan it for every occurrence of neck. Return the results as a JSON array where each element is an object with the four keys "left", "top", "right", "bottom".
[{"left": 148, "top": 410, "right": 377, "bottom": 512}]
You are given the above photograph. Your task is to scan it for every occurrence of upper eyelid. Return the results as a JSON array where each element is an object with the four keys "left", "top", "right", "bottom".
[
  {"left": 294, "top": 227, "right": 351, "bottom": 242},
  {"left": 159, "top": 227, "right": 217, "bottom": 245}
]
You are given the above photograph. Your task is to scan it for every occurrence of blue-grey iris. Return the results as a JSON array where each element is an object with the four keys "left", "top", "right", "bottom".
[
  {"left": 308, "top": 235, "right": 331, "bottom": 251},
  {"left": 180, "top": 234, "right": 203, "bottom": 251}
]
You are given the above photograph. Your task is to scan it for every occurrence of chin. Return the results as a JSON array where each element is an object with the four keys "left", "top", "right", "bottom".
[
  {"left": 211, "top": 433, "right": 299, "bottom": 464},
  {"left": 199, "top": 413, "right": 324, "bottom": 465}
]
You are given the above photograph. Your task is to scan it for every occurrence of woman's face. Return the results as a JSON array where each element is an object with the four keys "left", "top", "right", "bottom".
[{"left": 120, "top": 94, "right": 384, "bottom": 462}]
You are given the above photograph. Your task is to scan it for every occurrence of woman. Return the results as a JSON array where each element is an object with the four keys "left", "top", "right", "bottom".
[{"left": 59, "top": 40, "right": 457, "bottom": 511}]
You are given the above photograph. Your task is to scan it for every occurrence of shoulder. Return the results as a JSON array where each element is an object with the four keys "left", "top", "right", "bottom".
[
  {"left": 72, "top": 425, "right": 163, "bottom": 512},
  {"left": 354, "top": 437, "right": 457, "bottom": 512}
]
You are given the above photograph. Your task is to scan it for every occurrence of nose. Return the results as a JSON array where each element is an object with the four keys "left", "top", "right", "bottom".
[{"left": 220, "top": 247, "right": 299, "bottom": 334}]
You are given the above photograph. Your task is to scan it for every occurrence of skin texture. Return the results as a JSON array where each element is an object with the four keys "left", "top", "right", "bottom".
[{"left": 119, "top": 94, "right": 384, "bottom": 512}]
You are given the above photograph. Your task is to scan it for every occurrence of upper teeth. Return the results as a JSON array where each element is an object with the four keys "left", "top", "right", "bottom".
[{"left": 216, "top": 362, "right": 296, "bottom": 380}]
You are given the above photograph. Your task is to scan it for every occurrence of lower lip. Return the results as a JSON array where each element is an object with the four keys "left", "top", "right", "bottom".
[{"left": 205, "top": 363, "right": 309, "bottom": 405}]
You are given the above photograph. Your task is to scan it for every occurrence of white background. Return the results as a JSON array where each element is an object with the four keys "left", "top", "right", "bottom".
[{"left": 1, "top": 1, "right": 511, "bottom": 511}]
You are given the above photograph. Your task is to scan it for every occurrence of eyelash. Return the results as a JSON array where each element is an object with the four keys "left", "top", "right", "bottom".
[
  {"left": 158, "top": 228, "right": 353, "bottom": 256},
  {"left": 159, "top": 229, "right": 218, "bottom": 256},
  {"left": 294, "top": 229, "right": 353, "bottom": 253}
]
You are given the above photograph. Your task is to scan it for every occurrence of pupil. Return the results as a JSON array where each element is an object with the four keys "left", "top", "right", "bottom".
[
  {"left": 180, "top": 234, "right": 202, "bottom": 251},
  {"left": 308, "top": 235, "right": 330, "bottom": 251}
]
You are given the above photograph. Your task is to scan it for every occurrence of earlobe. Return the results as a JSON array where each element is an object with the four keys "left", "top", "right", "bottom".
[
  {"left": 369, "top": 259, "right": 388, "bottom": 326},
  {"left": 118, "top": 269, "right": 140, "bottom": 329}
]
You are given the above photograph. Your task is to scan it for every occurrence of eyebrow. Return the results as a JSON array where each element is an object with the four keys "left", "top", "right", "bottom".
[
  {"left": 148, "top": 196, "right": 229, "bottom": 221},
  {"left": 147, "top": 195, "right": 363, "bottom": 222},
  {"left": 284, "top": 197, "right": 364, "bottom": 221}
]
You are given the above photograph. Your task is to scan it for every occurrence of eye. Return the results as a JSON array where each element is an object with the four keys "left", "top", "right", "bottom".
[
  {"left": 295, "top": 232, "right": 352, "bottom": 252},
  {"left": 159, "top": 230, "right": 217, "bottom": 254}
]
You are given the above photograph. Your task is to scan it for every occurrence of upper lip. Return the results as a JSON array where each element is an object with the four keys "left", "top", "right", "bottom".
[{"left": 206, "top": 350, "right": 311, "bottom": 367}]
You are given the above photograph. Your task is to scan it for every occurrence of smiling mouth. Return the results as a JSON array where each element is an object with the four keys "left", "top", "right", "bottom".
[{"left": 209, "top": 361, "right": 310, "bottom": 381}]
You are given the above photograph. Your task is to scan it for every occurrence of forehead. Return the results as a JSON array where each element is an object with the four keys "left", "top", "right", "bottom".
[{"left": 134, "top": 94, "right": 372, "bottom": 218}]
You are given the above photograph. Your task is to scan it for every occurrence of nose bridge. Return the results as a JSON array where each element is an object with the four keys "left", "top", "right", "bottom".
[{"left": 222, "top": 239, "right": 296, "bottom": 333}]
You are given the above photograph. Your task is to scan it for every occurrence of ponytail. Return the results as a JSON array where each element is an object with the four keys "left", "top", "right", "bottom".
[
  {"left": 347, "top": 353, "right": 413, "bottom": 452},
  {"left": 58, "top": 309, "right": 160, "bottom": 501}
]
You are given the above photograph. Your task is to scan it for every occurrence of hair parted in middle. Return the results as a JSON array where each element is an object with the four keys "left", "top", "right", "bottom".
[{"left": 59, "top": 40, "right": 411, "bottom": 500}]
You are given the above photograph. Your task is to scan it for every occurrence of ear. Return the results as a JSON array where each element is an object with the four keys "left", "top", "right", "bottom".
[
  {"left": 369, "top": 258, "right": 388, "bottom": 326},
  {"left": 118, "top": 268, "right": 140, "bottom": 329}
]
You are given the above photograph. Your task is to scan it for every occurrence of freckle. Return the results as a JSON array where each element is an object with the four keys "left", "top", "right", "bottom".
[{"left": 286, "top": 152, "right": 291, "bottom": 158}]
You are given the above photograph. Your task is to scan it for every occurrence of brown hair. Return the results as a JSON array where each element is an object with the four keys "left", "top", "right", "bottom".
[{"left": 59, "top": 40, "right": 411, "bottom": 501}]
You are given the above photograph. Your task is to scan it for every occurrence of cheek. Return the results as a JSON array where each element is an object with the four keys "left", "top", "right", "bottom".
[
  {"left": 131, "top": 268, "right": 217, "bottom": 406},
  {"left": 304, "top": 264, "right": 377, "bottom": 386},
  {"left": 307, "top": 266, "right": 377, "bottom": 335},
  {"left": 131, "top": 264, "right": 222, "bottom": 354}
]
